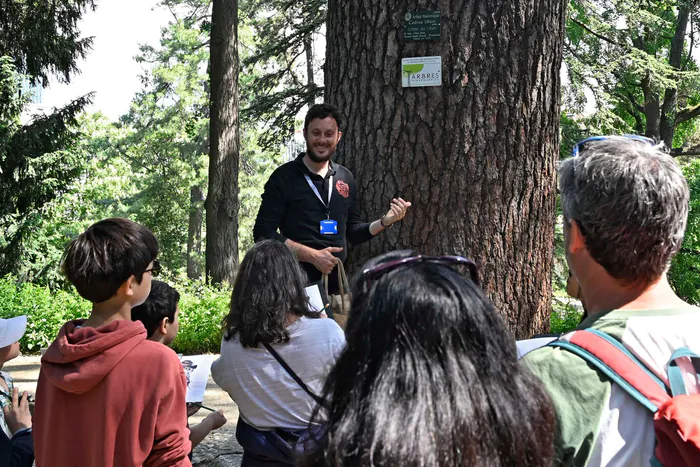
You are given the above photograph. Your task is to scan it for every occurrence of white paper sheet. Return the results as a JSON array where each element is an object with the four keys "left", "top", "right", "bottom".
[
  {"left": 516, "top": 337, "right": 558, "bottom": 359},
  {"left": 305, "top": 284, "right": 326, "bottom": 313},
  {"left": 180, "top": 354, "right": 216, "bottom": 403}
]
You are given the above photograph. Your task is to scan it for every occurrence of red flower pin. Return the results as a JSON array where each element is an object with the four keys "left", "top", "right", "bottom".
[{"left": 335, "top": 180, "right": 350, "bottom": 198}]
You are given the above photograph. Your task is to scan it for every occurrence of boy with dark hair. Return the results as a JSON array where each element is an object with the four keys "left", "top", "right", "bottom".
[
  {"left": 34, "top": 218, "right": 192, "bottom": 467},
  {"left": 132, "top": 280, "right": 181, "bottom": 346},
  {"left": 132, "top": 280, "right": 227, "bottom": 449}
]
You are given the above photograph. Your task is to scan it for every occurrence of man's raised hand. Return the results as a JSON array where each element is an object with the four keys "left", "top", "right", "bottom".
[{"left": 382, "top": 197, "right": 412, "bottom": 227}]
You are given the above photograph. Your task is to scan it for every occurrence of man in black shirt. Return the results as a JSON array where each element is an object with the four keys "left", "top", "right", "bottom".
[{"left": 253, "top": 104, "right": 411, "bottom": 291}]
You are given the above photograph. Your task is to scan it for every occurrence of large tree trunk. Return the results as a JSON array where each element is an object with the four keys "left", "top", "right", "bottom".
[
  {"left": 206, "top": 0, "right": 240, "bottom": 285},
  {"left": 325, "top": 0, "right": 566, "bottom": 337},
  {"left": 187, "top": 185, "right": 204, "bottom": 280}
]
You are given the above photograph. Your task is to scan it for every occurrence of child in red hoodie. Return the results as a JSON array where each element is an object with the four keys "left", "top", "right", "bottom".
[{"left": 34, "top": 218, "right": 192, "bottom": 467}]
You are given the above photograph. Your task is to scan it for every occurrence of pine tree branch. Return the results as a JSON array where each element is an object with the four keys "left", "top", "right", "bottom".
[
  {"left": 570, "top": 18, "right": 626, "bottom": 48},
  {"left": 615, "top": 92, "right": 644, "bottom": 113}
]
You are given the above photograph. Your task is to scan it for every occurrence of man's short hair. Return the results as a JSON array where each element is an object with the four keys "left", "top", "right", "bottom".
[
  {"left": 131, "top": 280, "right": 180, "bottom": 338},
  {"left": 61, "top": 218, "right": 159, "bottom": 303},
  {"left": 303, "top": 103, "right": 342, "bottom": 131},
  {"left": 560, "top": 137, "right": 689, "bottom": 285}
]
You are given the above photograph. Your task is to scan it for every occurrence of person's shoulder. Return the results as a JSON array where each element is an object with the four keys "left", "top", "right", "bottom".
[
  {"left": 332, "top": 162, "right": 354, "bottom": 179},
  {"left": 271, "top": 159, "right": 301, "bottom": 178},
  {"left": 524, "top": 343, "right": 578, "bottom": 373},
  {"left": 219, "top": 334, "right": 245, "bottom": 353},
  {"left": 298, "top": 315, "right": 342, "bottom": 330},
  {"left": 296, "top": 317, "right": 345, "bottom": 341},
  {"left": 262, "top": 160, "right": 303, "bottom": 191},
  {"left": 129, "top": 340, "right": 182, "bottom": 371},
  {"left": 523, "top": 342, "right": 609, "bottom": 397}
]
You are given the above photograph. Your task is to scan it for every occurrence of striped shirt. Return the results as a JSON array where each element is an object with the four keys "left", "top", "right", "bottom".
[{"left": 211, "top": 317, "right": 345, "bottom": 430}]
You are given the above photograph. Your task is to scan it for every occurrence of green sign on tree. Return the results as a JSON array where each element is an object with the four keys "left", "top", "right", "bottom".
[{"left": 404, "top": 10, "right": 441, "bottom": 41}]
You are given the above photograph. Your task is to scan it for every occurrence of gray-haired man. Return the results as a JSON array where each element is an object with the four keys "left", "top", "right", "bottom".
[{"left": 524, "top": 136, "right": 700, "bottom": 466}]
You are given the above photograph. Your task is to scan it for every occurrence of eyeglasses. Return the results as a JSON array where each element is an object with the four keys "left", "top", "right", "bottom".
[
  {"left": 360, "top": 255, "right": 479, "bottom": 286},
  {"left": 571, "top": 134, "right": 655, "bottom": 157},
  {"left": 144, "top": 260, "right": 161, "bottom": 277}
]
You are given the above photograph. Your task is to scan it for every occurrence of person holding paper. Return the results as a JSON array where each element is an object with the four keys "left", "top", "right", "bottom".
[
  {"left": 253, "top": 103, "right": 411, "bottom": 293},
  {"left": 131, "top": 280, "right": 227, "bottom": 451},
  {"left": 212, "top": 240, "right": 345, "bottom": 465}
]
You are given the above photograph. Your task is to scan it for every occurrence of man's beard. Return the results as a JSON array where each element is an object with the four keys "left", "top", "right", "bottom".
[{"left": 306, "top": 144, "right": 335, "bottom": 163}]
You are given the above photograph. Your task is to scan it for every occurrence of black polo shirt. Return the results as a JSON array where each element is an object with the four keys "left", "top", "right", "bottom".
[{"left": 253, "top": 153, "right": 373, "bottom": 285}]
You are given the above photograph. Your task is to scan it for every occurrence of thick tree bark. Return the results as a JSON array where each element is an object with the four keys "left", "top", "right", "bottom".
[
  {"left": 325, "top": 0, "right": 566, "bottom": 337},
  {"left": 206, "top": 0, "right": 240, "bottom": 285},
  {"left": 187, "top": 185, "right": 204, "bottom": 280}
]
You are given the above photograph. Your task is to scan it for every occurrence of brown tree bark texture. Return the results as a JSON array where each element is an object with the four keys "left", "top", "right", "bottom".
[
  {"left": 206, "top": 0, "right": 240, "bottom": 285},
  {"left": 325, "top": 0, "right": 565, "bottom": 337}
]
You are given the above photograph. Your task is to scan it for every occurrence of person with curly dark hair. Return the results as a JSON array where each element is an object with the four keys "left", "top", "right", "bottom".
[
  {"left": 303, "top": 250, "right": 556, "bottom": 467},
  {"left": 211, "top": 240, "right": 345, "bottom": 466}
]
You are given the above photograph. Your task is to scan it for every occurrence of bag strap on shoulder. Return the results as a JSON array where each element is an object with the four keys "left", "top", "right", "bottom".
[
  {"left": 262, "top": 342, "right": 325, "bottom": 407},
  {"left": 548, "top": 329, "right": 671, "bottom": 412},
  {"left": 667, "top": 347, "right": 700, "bottom": 396}
]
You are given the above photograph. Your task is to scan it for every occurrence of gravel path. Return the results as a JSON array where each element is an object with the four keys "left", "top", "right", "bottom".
[{"left": 5, "top": 355, "right": 243, "bottom": 466}]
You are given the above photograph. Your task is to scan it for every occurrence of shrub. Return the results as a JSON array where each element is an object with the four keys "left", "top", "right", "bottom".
[
  {"left": 0, "top": 275, "right": 91, "bottom": 351},
  {"left": 172, "top": 281, "right": 230, "bottom": 354},
  {"left": 550, "top": 291, "right": 583, "bottom": 335},
  {"left": 0, "top": 275, "right": 229, "bottom": 354}
]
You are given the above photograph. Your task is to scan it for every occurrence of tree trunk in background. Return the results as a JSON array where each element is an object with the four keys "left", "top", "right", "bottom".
[
  {"left": 206, "top": 0, "right": 240, "bottom": 285},
  {"left": 325, "top": 0, "right": 566, "bottom": 337},
  {"left": 187, "top": 185, "right": 204, "bottom": 280},
  {"left": 304, "top": 35, "right": 315, "bottom": 106},
  {"left": 660, "top": 3, "right": 692, "bottom": 147}
]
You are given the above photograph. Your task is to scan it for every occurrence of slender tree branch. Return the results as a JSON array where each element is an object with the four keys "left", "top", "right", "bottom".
[{"left": 570, "top": 17, "right": 627, "bottom": 48}]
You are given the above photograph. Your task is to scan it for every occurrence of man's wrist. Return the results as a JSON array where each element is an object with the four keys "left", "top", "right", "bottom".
[
  {"left": 11, "top": 427, "right": 31, "bottom": 438},
  {"left": 286, "top": 239, "right": 316, "bottom": 264},
  {"left": 380, "top": 216, "right": 392, "bottom": 228}
]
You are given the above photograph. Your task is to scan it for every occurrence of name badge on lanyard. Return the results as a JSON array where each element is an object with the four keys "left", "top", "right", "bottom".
[{"left": 304, "top": 174, "right": 338, "bottom": 235}]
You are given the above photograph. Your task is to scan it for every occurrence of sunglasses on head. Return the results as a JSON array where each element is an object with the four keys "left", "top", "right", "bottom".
[
  {"left": 360, "top": 255, "right": 479, "bottom": 286},
  {"left": 144, "top": 260, "right": 161, "bottom": 277},
  {"left": 571, "top": 134, "right": 655, "bottom": 157}
]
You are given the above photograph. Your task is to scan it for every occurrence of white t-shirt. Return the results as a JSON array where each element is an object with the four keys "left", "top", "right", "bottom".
[{"left": 211, "top": 316, "right": 345, "bottom": 430}]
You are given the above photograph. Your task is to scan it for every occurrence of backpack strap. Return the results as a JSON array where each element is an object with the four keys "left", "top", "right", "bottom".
[
  {"left": 548, "top": 329, "right": 671, "bottom": 412},
  {"left": 666, "top": 347, "right": 700, "bottom": 397},
  {"left": 262, "top": 342, "right": 326, "bottom": 407}
]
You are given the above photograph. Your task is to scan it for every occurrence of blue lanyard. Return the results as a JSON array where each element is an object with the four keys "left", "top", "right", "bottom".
[{"left": 304, "top": 174, "right": 333, "bottom": 210}]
